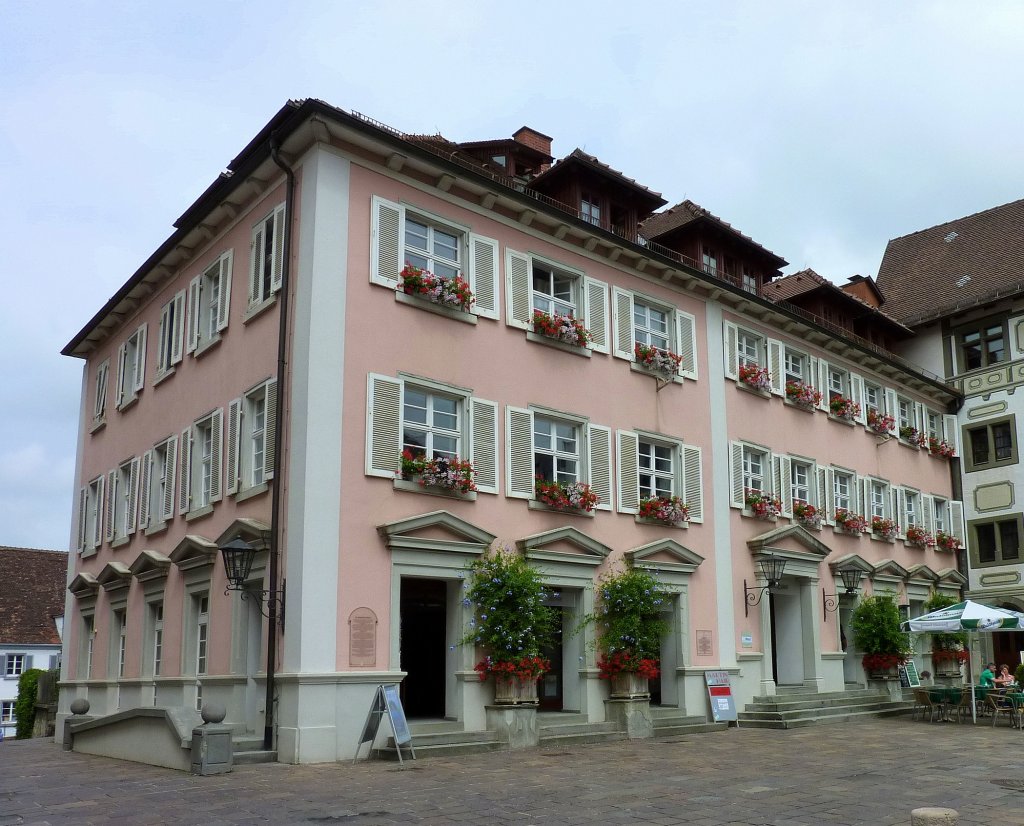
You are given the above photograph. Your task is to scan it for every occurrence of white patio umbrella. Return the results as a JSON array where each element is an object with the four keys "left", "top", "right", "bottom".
[{"left": 901, "top": 600, "right": 1022, "bottom": 722}]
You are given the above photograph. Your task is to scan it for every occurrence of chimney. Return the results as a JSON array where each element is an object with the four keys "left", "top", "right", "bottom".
[{"left": 513, "top": 126, "right": 553, "bottom": 157}]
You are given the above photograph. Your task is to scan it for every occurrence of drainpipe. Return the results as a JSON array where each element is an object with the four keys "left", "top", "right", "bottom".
[{"left": 264, "top": 130, "right": 295, "bottom": 752}]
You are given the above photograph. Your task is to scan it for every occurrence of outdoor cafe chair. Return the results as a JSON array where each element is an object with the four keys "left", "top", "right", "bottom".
[
  {"left": 984, "top": 692, "right": 1018, "bottom": 727},
  {"left": 914, "top": 688, "right": 941, "bottom": 723}
]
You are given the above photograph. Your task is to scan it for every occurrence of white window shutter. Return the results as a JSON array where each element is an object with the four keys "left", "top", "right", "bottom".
[
  {"left": 271, "top": 206, "right": 286, "bottom": 293},
  {"left": 729, "top": 441, "right": 745, "bottom": 508},
  {"left": 470, "top": 397, "right": 499, "bottom": 494},
  {"left": 950, "top": 501, "right": 966, "bottom": 547},
  {"left": 850, "top": 373, "right": 866, "bottom": 424},
  {"left": 773, "top": 455, "right": 793, "bottom": 517},
  {"left": 249, "top": 224, "right": 265, "bottom": 304},
  {"left": 226, "top": 398, "right": 242, "bottom": 496},
  {"left": 587, "top": 423, "right": 612, "bottom": 510},
  {"left": 216, "top": 252, "right": 232, "bottom": 332},
  {"left": 682, "top": 444, "right": 703, "bottom": 522},
  {"left": 818, "top": 466, "right": 834, "bottom": 524},
  {"left": 370, "top": 195, "right": 403, "bottom": 287},
  {"left": 914, "top": 402, "right": 926, "bottom": 434},
  {"left": 93, "top": 360, "right": 109, "bottom": 422},
  {"left": 187, "top": 275, "right": 202, "bottom": 353},
  {"left": 104, "top": 470, "right": 116, "bottom": 543},
  {"left": 157, "top": 304, "right": 170, "bottom": 370},
  {"left": 942, "top": 414, "right": 960, "bottom": 455},
  {"left": 505, "top": 406, "right": 534, "bottom": 499},
  {"left": 922, "top": 494, "right": 934, "bottom": 534},
  {"left": 468, "top": 233, "right": 499, "bottom": 319},
  {"left": 583, "top": 277, "right": 610, "bottom": 354},
  {"left": 264, "top": 379, "right": 277, "bottom": 481},
  {"left": 179, "top": 427, "right": 192, "bottom": 515},
  {"left": 209, "top": 408, "right": 224, "bottom": 503},
  {"left": 858, "top": 477, "right": 870, "bottom": 519},
  {"left": 171, "top": 290, "right": 186, "bottom": 365},
  {"left": 365, "top": 374, "right": 402, "bottom": 478},
  {"left": 612, "top": 288, "right": 635, "bottom": 361},
  {"left": 676, "top": 311, "right": 697, "bottom": 380},
  {"left": 115, "top": 341, "right": 128, "bottom": 405},
  {"left": 133, "top": 324, "right": 147, "bottom": 393},
  {"left": 883, "top": 388, "right": 898, "bottom": 422},
  {"left": 95, "top": 474, "right": 105, "bottom": 546},
  {"left": 505, "top": 249, "right": 532, "bottom": 330},
  {"left": 723, "top": 321, "right": 739, "bottom": 380},
  {"left": 894, "top": 487, "right": 906, "bottom": 536},
  {"left": 138, "top": 451, "right": 152, "bottom": 531},
  {"left": 125, "top": 457, "right": 140, "bottom": 535},
  {"left": 816, "top": 358, "right": 829, "bottom": 411},
  {"left": 162, "top": 436, "right": 177, "bottom": 523},
  {"left": 768, "top": 339, "right": 784, "bottom": 396},
  {"left": 616, "top": 430, "right": 639, "bottom": 514},
  {"left": 77, "top": 487, "right": 87, "bottom": 552}
]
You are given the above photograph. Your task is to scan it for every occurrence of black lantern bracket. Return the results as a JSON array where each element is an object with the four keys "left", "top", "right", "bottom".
[
  {"left": 744, "top": 556, "right": 788, "bottom": 617},
  {"left": 822, "top": 566, "right": 865, "bottom": 622},
  {"left": 220, "top": 537, "right": 285, "bottom": 622}
]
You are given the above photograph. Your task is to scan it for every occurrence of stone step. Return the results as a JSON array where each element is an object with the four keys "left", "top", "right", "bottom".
[
  {"left": 652, "top": 720, "right": 730, "bottom": 737},
  {"left": 652, "top": 714, "right": 713, "bottom": 727},
  {"left": 737, "top": 706, "right": 912, "bottom": 730},
  {"left": 747, "top": 694, "right": 891, "bottom": 712},
  {"left": 750, "top": 688, "right": 883, "bottom": 704},
  {"left": 538, "top": 721, "right": 620, "bottom": 736},
  {"left": 407, "top": 719, "right": 465, "bottom": 735},
  {"left": 396, "top": 729, "right": 502, "bottom": 747},
  {"left": 740, "top": 699, "right": 909, "bottom": 718},
  {"left": 539, "top": 730, "right": 629, "bottom": 748},
  {"left": 536, "top": 712, "right": 589, "bottom": 726},
  {"left": 376, "top": 738, "right": 504, "bottom": 760},
  {"left": 233, "top": 749, "right": 278, "bottom": 765}
]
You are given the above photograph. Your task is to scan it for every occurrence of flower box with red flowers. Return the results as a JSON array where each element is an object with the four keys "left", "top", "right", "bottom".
[
  {"left": 473, "top": 654, "right": 551, "bottom": 682},
  {"left": 861, "top": 652, "right": 906, "bottom": 671},
  {"left": 871, "top": 516, "right": 898, "bottom": 541},
  {"left": 930, "top": 648, "right": 970, "bottom": 665},
  {"left": 534, "top": 477, "right": 599, "bottom": 512},
  {"left": 867, "top": 408, "right": 895, "bottom": 435},
  {"left": 745, "top": 489, "right": 781, "bottom": 520},
  {"left": 899, "top": 425, "right": 927, "bottom": 447},
  {"left": 634, "top": 342, "right": 683, "bottom": 378},
  {"left": 834, "top": 509, "right": 868, "bottom": 534},
  {"left": 532, "top": 309, "right": 592, "bottom": 348},
  {"left": 829, "top": 395, "right": 861, "bottom": 421},
  {"left": 935, "top": 531, "right": 962, "bottom": 553},
  {"left": 905, "top": 525, "right": 935, "bottom": 549},
  {"left": 785, "top": 380, "right": 823, "bottom": 408},
  {"left": 638, "top": 495, "right": 689, "bottom": 525},
  {"left": 398, "top": 264, "right": 474, "bottom": 312},
  {"left": 596, "top": 651, "right": 661, "bottom": 680},
  {"left": 399, "top": 450, "right": 477, "bottom": 494},
  {"left": 738, "top": 362, "right": 771, "bottom": 392},
  {"left": 927, "top": 437, "right": 956, "bottom": 458},
  {"left": 793, "top": 500, "right": 822, "bottom": 530}
]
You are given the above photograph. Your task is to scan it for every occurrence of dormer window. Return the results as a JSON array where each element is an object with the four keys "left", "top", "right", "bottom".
[
  {"left": 581, "top": 193, "right": 601, "bottom": 227},
  {"left": 741, "top": 269, "right": 758, "bottom": 294},
  {"left": 702, "top": 250, "right": 718, "bottom": 277},
  {"left": 490, "top": 155, "right": 506, "bottom": 168}
]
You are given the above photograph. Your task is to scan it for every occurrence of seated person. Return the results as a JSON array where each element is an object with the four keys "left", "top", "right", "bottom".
[
  {"left": 980, "top": 662, "right": 997, "bottom": 688},
  {"left": 994, "top": 664, "right": 1016, "bottom": 687}
]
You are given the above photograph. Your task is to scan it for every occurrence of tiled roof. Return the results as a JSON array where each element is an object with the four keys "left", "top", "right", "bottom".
[
  {"left": 529, "top": 149, "right": 667, "bottom": 206},
  {"left": 0, "top": 547, "right": 67, "bottom": 646},
  {"left": 640, "top": 200, "right": 787, "bottom": 266},
  {"left": 876, "top": 198, "right": 1024, "bottom": 324},
  {"left": 763, "top": 269, "right": 912, "bottom": 333}
]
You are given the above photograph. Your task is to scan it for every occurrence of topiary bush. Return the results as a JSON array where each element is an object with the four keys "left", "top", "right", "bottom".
[
  {"left": 15, "top": 668, "right": 43, "bottom": 739},
  {"left": 851, "top": 593, "right": 909, "bottom": 670}
]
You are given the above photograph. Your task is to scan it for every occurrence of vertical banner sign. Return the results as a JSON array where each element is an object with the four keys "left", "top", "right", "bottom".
[{"left": 705, "top": 670, "right": 738, "bottom": 722}]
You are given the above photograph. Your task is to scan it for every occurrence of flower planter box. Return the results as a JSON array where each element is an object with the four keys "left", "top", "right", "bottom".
[
  {"left": 609, "top": 673, "right": 650, "bottom": 699},
  {"left": 493, "top": 677, "right": 540, "bottom": 706}
]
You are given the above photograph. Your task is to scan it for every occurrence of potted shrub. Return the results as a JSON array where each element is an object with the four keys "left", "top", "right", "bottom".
[
  {"left": 851, "top": 593, "right": 909, "bottom": 679},
  {"left": 532, "top": 309, "right": 592, "bottom": 348},
  {"left": 591, "top": 566, "right": 670, "bottom": 699},
  {"left": 922, "top": 593, "right": 968, "bottom": 677},
  {"left": 462, "top": 548, "right": 558, "bottom": 704}
]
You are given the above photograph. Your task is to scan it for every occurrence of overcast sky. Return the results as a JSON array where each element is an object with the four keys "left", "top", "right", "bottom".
[{"left": 2, "top": 1, "right": 1023, "bottom": 551}]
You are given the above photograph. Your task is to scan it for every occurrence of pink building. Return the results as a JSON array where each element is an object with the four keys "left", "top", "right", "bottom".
[{"left": 59, "top": 101, "right": 964, "bottom": 767}]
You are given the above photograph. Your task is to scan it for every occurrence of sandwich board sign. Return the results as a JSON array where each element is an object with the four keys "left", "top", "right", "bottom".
[
  {"left": 705, "top": 670, "right": 738, "bottom": 723},
  {"left": 353, "top": 684, "right": 415, "bottom": 764},
  {"left": 899, "top": 661, "right": 921, "bottom": 688}
]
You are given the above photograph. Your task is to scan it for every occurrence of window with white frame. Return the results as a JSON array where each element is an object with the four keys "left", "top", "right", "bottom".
[
  {"left": 156, "top": 290, "right": 186, "bottom": 375},
  {"left": 79, "top": 614, "right": 95, "bottom": 680},
  {"left": 634, "top": 301, "right": 671, "bottom": 352},
  {"left": 405, "top": 214, "right": 461, "bottom": 279},
  {"left": 833, "top": 470, "right": 854, "bottom": 512},
  {"left": 0, "top": 701, "right": 14, "bottom": 724},
  {"left": 897, "top": 396, "right": 914, "bottom": 431},
  {"left": 868, "top": 479, "right": 889, "bottom": 519},
  {"left": 111, "top": 457, "right": 139, "bottom": 542},
  {"left": 742, "top": 446, "right": 767, "bottom": 492},
  {"left": 784, "top": 348, "right": 807, "bottom": 384},
  {"left": 581, "top": 192, "right": 601, "bottom": 226},
  {"left": 115, "top": 324, "right": 147, "bottom": 408},
  {"left": 5, "top": 653, "right": 26, "bottom": 677},
  {"left": 532, "top": 262, "right": 576, "bottom": 318},
  {"left": 534, "top": 415, "right": 580, "bottom": 485},
  {"left": 179, "top": 410, "right": 223, "bottom": 514},
  {"left": 638, "top": 440, "right": 675, "bottom": 499},
  {"left": 702, "top": 250, "right": 718, "bottom": 276},
  {"left": 933, "top": 497, "right": 949, "bottom": 534},
  {"left": 227, "top": 380, "right": 277, "bottom": 496},
  {"left": 112, "top": 609, "right": 127, "bottom": 678},
  {"left": 143, "top": 436, "right": 177, "bottom": 530},
  {"left": 92, "top": 359, "right": 109, "bottom": 427},
  {"left": 195, "top": 594, "right": 209, "bottom": 676},
  {"left": 151, "top": 602, "right": 164, "bottom": 677},
  {"left": 613, "top": 288, "right": 697, "bottom": 379},
  {"left": 904, "top": 489, "right": 921, "bottom": 529},
  {"left": 791, "top": 460, "right": 813, "bottom": 506},
  {"left": 827, "top": 366, "right": 849, "bottom": 401},
  {"left": 249, "top": 204, "right": 285, "bottom": 307},
  {"left": 863, "top": 382, "right": 882, "bottom": 415},
  {"left": 738, "top": 330, "right": 763, "bottom": 368},
  {"left": 404, "top": 387, "right": 461, "bottom": 462},
  {"left": 618, "top": 431, "right": 702, "bottom": 520},
  {"left": 926, "top": 410, "right": 941, "bottom": 440},
  {"left": 741, "top": 269, "right": 758, "bottom": 294},
  {"left": 188, "top": 252, "right": 231, "bottom": 355}
]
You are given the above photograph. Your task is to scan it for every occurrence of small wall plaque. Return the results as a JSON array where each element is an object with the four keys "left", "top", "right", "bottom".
[
  {"left": 349, "top": 607, "right": 377, "bottom": 667},
  {"left": 696, "top": 629, "right": 713, "bottom": 657}
]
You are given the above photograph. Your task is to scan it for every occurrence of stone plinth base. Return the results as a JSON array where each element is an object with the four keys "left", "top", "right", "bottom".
[
  {"left": 911, "top": 807, "right": 958, "bottom": 825},
  {"left": 868, "top": 677, "right": 904, "bottom": 701},
  {"left": 190, "top": 724, "right": 234, "bottom": 775},
  {"left": 605, "top": 698, "right": 653, "bottom": 739},
  {"left": 485, "top": 704, "right": 538, "bottom": 750}
]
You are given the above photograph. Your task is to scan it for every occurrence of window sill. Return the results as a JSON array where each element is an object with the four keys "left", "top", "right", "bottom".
[
  {"left": 394, "top": 291, "right": 477, "bottom": 325},
  {"left": 629, "top": 362, "right": 682, "bottom": 384},
  {"left": 526, "top": 331, "right": 592, "bottom": 358},
  {"left": 527, "top": 500, "right": 595, "bottom": 518},
  {"left": 153, "top": 367, "right": 176, "bottom": 387},
  {"left": 117, "top": 395, "right": 139, "bottom": 413},
  {"left": 735, "top": 382, "right": 771, "bottom": 399},
  {"left": 243, "top": 296, "right": 277, "bottom": 324},
  {"left": 111, "top": 536, "right": 130, "bottom": 549},
  {"left": 784, "top": 399, "right": 817, "bottom": 413},
  {"left": 870, "top": 534, "right": 897, "bottom": 543},
  {"left": 192, "top": 335, "right": 222, "bottom": 359},
  {"left": 828, "top": 414, "right": 856, "bottom": 426},
  {"left": 394, "top": 478, "right": 477, "bottom": 501},
  {"left": 89, "top": 418, "right": 106, "bottom": 434},
  {"left": 741, "top": 510, "right": 778, "bottom": 523},
  {"left": 144, "top": 521, "right": 168, "bottom": 537},
  {"left": 903, "top": 541, "right": 930, "bottom": 550},
  {"left": 236, "top": 482, "right": 271, "bottom": 503},
  {"left": 831, "top": 526, "right": 862, "bottom": 539},
  {"left": 898, "top": 439, "right": 922, "bottom": 450},
  {"left": 184, "top": 504, "right": 215, "bottom": 523},
  {"left": 635, "top": 516, "right": 687, "bottom": 529},
  {"left": 80, "top": 546, "right": 98, "bottom": 558}
]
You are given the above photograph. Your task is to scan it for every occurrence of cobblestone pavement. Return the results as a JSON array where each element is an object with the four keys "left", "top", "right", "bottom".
[{"left": 2, "top": 718, "right": 1024, "bottom": 825}]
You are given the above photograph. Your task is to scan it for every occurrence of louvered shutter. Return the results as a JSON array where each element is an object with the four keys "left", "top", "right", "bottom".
[
  {"left": 950, "top": 501, "right": 966, "bottom": 547},
  {"left": 249, "top": 223, "right": 265, "bottom": 304},
  {"left": 264, "top": 379, "right": 277, "bottom": 481},
  {"left": 860, "top": 477, "right": 871, "bottom": 521},
  {"left": 94, "top": 475, "right": 105, "bottom": 547},
  {"left": 226, "top": 398, "right": 242, "bottom": 496},
  {"left": 616, "top": 430, "right": 639, "bottom": 514},
  {"left": 729, "top": 442, "right": 745, "bottom": 508},
  {"left": 676, "top": 311, "right": 697, "bottom": 380},
  {"left": 470, "top": 397, "right": 498, "bottom": 494},
  {"left": 883, "top": 388, "right": 898, "bottom": 428},
  {"left": 93, "top": 360, "right": 108, "bottom": 422},
  {"left": 505, "top": 249, "right": 532, "bottom": 329},
  {"left": 922, "top": 495, "right": 934, "bottom": 535},
  {"left": 179, "top": 427, "right": 192, "bottom": 515},
  {"left": 105, "top": 470, "right": 116, "bottom": 543},
  {"left": 468, "top": 234, "right": 499, "bottom": 319},
  {"left": 506, "top": 406, "right": 534, "bottom": 499},
  {"left": 133, "top": 325, "right": 147, "bottom": 393},
  {"left": 850, "top": 373, "right": 866, "bottom": 424},
  {"left": 115, "top": 341, "right": 128, "bottom": 405},
  {"left": 216, "top": 252, "right": 232, "bottom": 332},
  {"left": 370, "top": 196, "right": 403, "bottom": 287},
  {"left": 125, "top": 458, "right": 140, "bottom": 535},
  {"left": 271, "top": 206, "right": 285, "bottom": 293},
  {"left": 773, "top": 455, "right": 793, "bottom": 517},
  {"left": 768, "top": 340, "right": 784, "bottom": 396},
  {"left": 162, "top": 436, "right": 177, "bottom": 522},
  {"left": 682, "top": 444, "right": 703, "bottom": 523},
  {"left": 171, "top": 290, "right": 186, "bottom": 365},
  {"left": 587, "top": 423, "right": 612, "bottom": 510},
  {"left": 583, "top": 277, "right": 609, "bottom": 354},
  {"left": 187, "top": 275, "right": 202, "bottom": 353},
  {"left": 209, "top": 408, "right": 224, "bottom": 503},
  {"left": 942, "top": 414, "right": 960, "bottom": 456},
  {"left": 914, "top": 402, "right": 926, "bottom": 435},
  {"left": 816, "top": 358, "right": 830, "bottom": 411},
  {"left": 365, "top": 374, "right": 402, "bottom": 478},
  {"left": 895, "top": 487, "right": 906, "bottom": 536},
  {"left": 819, "top": 467, "right": 835, "bottom": 524},
  {"left": 77, "top": 487, "right": 87, "bottom": 552},
  {"left": 723, "top": 321, "right": 739, "bottom": 379},
  {"left": 612, "top": 288, "right": 634, "bottom": 360},
  {"left": 138, "top": 451, "right": 152, "bottom": 532}
]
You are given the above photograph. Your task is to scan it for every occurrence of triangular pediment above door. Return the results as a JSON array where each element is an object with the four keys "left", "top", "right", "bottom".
[
  {"left": 872, "top": 558, "right": 910, "bottom": 580},
  {"left": 626, "top": 538, "right": 704, "bottom": 574},
  {"left": 377, "top": 510, "right": 496, "bottom": 555},
  {"left": 517, "top": 526, "right": 611, "bottom": 567},
  {"left": 746, "top": 523, "right": 832, "bottom": 563},
  {"left": 935, "top": 567, "right": 967, "bottom": 587},
  {"left": 906, "top": 564, "right": 940, "bottom": 586},
  {"left": 825, "top": 553, "right": 874, "bottom": 575}
]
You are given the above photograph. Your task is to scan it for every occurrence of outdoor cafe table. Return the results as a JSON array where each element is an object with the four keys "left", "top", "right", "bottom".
[{"left": 928, "top": 686, "right": 962, "bottom": 721}]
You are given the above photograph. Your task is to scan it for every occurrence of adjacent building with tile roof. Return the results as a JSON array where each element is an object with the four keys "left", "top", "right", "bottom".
[{"left": 0, "top": 546, "right": 66, "bottom": 737}]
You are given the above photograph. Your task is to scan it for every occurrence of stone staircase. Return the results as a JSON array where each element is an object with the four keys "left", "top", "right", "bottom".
[
  {"left": 651, "top": 706, "right": 729, "bottom": 737},
  {"left": 737, "top": 685, "right": 913, "bottom": 729},
  {"left": 232, "top": 734, "right": 278, "bottom": 765}
]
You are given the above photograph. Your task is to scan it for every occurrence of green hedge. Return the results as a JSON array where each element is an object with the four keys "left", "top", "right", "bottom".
[{"left": 15, "top": 668, "right": 43, "bottom": 739}]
